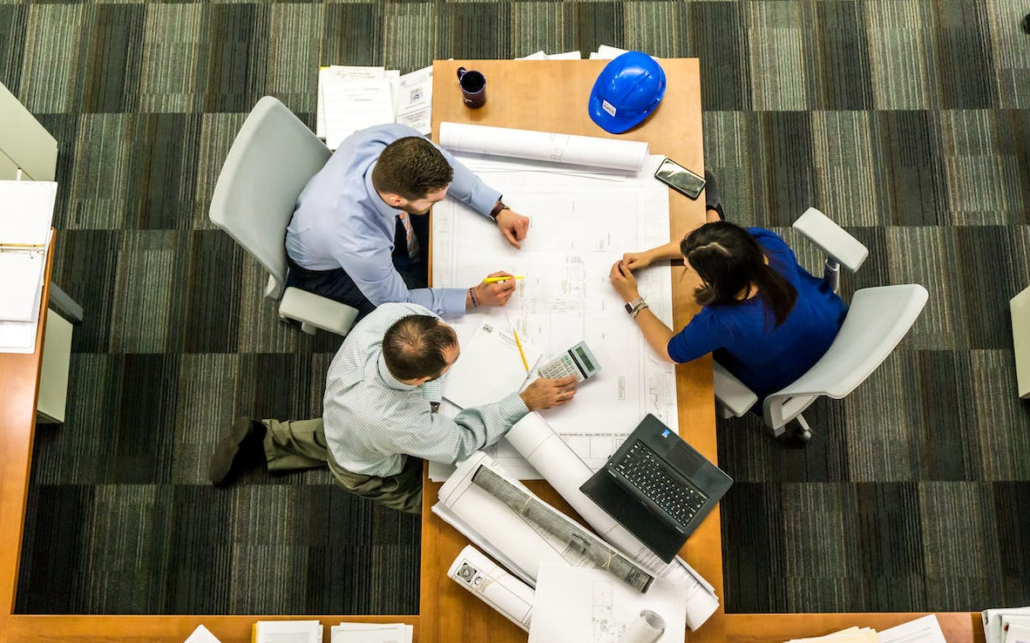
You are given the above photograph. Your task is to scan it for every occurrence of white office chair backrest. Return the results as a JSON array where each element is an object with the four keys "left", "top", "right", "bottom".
[
  {"left": 772, "top": 284, "right": 928, "bottom": 402},
  {"left": 209, "top": 96, "right": 330, "bottom": 299}
]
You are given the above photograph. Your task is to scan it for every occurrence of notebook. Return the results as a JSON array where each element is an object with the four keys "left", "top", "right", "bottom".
[{"left": 443, "top": 322, "right": 541, "bottom": 409}]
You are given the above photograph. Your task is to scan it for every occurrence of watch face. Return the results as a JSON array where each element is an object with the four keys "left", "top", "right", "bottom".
[{"left": 625, "top": 302, "right": 635, "bottom": 313}]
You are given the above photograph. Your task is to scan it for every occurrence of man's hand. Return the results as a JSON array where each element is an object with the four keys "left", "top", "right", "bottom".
[
  {"left": 621, "top": 250, "right": 653, "bottom": 271},
  {"left": 609, "top": 260, "right": 640, "bottom": 303},
  {"left": 520, "top": 375, "right": 578, "bottom": 411},
  {"left": 470, "top": 271, "right": 517, "bottom": 308},
  {"left": 496, "top": 209, "right": 530, "bottom": 249}
]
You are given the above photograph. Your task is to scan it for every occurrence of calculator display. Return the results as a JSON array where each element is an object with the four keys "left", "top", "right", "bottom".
[{"left": 574, "top": 347, "right": 594, "bottom": 372}]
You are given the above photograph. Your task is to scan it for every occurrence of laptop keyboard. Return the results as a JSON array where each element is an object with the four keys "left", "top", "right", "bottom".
[{"left": 610, "top": 440, "right": 708, "bottom": 530}]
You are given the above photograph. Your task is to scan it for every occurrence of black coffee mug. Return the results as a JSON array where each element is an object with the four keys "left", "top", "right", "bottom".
[{"left": 457, "top": 67, "right": 487, "bottom": 108}]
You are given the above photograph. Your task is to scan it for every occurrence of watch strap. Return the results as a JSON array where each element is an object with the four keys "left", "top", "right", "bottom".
[{"left": 489, "top": 200, "right": 508, "bottom": 221}]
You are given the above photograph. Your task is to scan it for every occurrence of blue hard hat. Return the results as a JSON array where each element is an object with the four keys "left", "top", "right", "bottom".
[{"left": 588, "top": 52, "right": 667, "bottom": 134}]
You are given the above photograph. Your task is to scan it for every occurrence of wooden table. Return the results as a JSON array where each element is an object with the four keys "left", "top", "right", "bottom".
[
  {"left": 0, "top": 62, "right": 983, "bottom": 643},
  {"left": 416, "top": 59, "right": 985, "bottom": 643}
]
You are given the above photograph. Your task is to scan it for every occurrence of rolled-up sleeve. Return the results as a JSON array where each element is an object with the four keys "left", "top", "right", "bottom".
[{"left": 387, "top": 392, "right": 529, "bottom": 465}]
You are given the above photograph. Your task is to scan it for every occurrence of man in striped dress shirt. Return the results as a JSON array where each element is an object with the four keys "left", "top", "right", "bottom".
[{"left": 209, "top": 302, "right": 578, "bottom": 513}]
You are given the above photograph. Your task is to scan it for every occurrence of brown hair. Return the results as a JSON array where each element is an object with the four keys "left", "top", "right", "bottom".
[
  {"left": 371, "top": 137, "right": 454, "bottom": 201},
  {"left": 680, "top": 222, "right": 798, "bottom": 327},
  {"left": 382, "top": 315, "right": 458, "bottom": 381}
]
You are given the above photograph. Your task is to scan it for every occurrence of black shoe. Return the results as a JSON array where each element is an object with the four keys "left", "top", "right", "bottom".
[
  {"left": 704, "top": 169, "right": 725, "bottom": 221},
  {"left": 209, "top": 418, "right": 267, "bottom": 486}
]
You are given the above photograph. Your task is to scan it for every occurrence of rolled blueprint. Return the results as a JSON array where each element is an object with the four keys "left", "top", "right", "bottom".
[
  {"left": 435, "top": 453, "right": 652, "bottom": 593},
  {"left": 439, "top": 122, "right": 650, "bottom": 172},
  {"left": 504, "top": 412, "right": 720, "bottom": 630},
  {"left": 471, "top": 466, "right": 655, "bottom": 593},
  {"left": 448, "top": 545, "right": 536, "bottom": 632},
  {"left": 618, "top": 610, "right": 666, "bottom": 643}
]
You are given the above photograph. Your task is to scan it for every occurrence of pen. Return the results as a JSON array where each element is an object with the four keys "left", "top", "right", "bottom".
[
  {"left": 512, "top": 329, "right": 530, "bottom": 373},
  {"left": 483, "top": 275, "right": 525, "bottom": 284}
]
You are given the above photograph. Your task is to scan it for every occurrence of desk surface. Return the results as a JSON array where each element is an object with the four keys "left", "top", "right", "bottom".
[
  {"left": 419, "top": 57, "right": 717, "bottom": 643},
  {"left": 0, "top": 63, "right": 984, "bottom": 643}
]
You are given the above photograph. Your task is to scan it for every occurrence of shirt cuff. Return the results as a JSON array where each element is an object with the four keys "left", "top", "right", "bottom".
[
  {"left": 441, "top": 287, "right": 468, "bottom": 316},
  {"left": 473, "top": 186, "right": 504, "bottom": 218},
  {"left": 496, "top": 392, "right": 531, "bottom": 425}
]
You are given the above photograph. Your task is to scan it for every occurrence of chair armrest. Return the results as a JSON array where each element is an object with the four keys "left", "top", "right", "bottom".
[
  {"left": 713, "top": 360, "right": 758, "bottom": 418},
  {"left": 793, "top": 207, "right": 868, "bottom": 272},
  {"left": 278, "top": 287, "right": 359, "bottom": 336}
]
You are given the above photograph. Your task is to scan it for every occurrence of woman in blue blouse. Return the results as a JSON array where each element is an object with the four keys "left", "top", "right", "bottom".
[{"left": 609, "top": 173, "right": 847, "bottom": 404}]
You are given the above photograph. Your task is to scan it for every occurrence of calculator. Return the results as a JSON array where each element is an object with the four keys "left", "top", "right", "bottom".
[{"left": 538, "top": 341, "right": 601, "bottom": 382}]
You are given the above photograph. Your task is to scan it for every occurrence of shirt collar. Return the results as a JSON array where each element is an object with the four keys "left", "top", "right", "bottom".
[
  {"left": 365, "top": 161, "right": 402, "bottom": 220},
  {"left": 376, "top": 354, "right": 416, "bottom": 391}
]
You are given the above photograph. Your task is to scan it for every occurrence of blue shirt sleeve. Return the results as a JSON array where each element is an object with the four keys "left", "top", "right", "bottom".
[
  {"left": 666, "top": 309, "right": 728, "bottom": 364},
  {"left": 434, "top": 145, "right": 502, "bottom": 218},
  {"left": 334, "top": 222, "right": 467, "bottom": 317}
]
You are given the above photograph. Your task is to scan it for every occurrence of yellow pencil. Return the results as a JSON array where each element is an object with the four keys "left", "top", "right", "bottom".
[
  {"left": 483, "top": 275, "right": 525, "bottom": 284},
  {"left": 512, "top": 329, "right": 530, "bottom": 373}
]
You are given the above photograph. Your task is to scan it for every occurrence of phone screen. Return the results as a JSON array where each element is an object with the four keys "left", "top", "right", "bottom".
[{"left": 655, "top": 159, "right": 706, "bottom": 199}]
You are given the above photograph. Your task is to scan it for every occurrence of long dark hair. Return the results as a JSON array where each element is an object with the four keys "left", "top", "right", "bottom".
[{"left": 680, "top": 222, "right": 798, "bottom": 327}]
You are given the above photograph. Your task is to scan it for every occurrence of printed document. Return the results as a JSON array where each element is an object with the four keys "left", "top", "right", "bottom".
[
  {"left": 443, "top": 322, "right": 540, "bottom": 409},
  {"left": 528, "top": 564, "right": 688, "bottom": 643},
  {"left": 432, "top": 145, "right": 678, "bottom": 478}
]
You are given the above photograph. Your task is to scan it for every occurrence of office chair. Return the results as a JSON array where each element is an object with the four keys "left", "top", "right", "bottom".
[
  {"left": 713, "top": 208, "right": 929, "bottom": 442},
  {"left": 209, "top": 97, "right": 358, "bottom": 336}
]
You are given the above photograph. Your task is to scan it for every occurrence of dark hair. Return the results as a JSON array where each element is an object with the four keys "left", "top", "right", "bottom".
[
  {"left": 382, "top": 315, "right": 459, "bottom": 381},
  {"left": 371, "top": 137, "right": 454, "bottom": 201},
  {"left": 680, "top": 221, "right": 798, "bottom": 327}
]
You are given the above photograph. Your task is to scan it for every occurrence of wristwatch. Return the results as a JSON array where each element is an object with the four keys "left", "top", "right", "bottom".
[
  {"left": 624, "top": 297, "right": 645, "bottom": 315},
  {"left": 489, "top": 200, "right": 509, "bottom": 221}
]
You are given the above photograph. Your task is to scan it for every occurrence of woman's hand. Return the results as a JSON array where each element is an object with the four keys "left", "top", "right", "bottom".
[
  {"left": 621, "top": 250, "right": 652, "bottom": 271},
  {"left": 609, "top": 260, "right": 640, "bottom": 303}
]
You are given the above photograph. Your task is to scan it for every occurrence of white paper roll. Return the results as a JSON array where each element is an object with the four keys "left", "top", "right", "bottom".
[
  {"left": 439, "top": 122, "right": 650, "bottom": 172},
  {"left": 618, "top": 610, "right": 666, "bottom": 643}
]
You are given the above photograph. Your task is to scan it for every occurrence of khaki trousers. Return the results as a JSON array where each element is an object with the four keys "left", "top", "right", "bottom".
[{"left": 261, "top": 418, "right": 423, "bottom": 514}]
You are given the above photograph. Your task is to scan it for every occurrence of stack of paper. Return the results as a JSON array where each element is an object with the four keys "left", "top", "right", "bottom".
[
  {"left": 251, "top": 620, "right": 322, "bottom": 643},
  {"left": 516, "top": 50, "right": 583, "bottom": 60},
  {"left": 316, "top": 65, "right": 433, "bottom": 150},
  {"left": 330, "top": 622, "right": 414, "bottom": 643},
  {"left": 587, "top": 45, "right": 660, "bottom": 61},
  {"left": 984, "top": 607, "right": 1030, "bottom": 643},
  {"left": 782, "top": 615, "right": 949, "bottom": 643},
  {"left": 0, "top": 180, "right": 57, "bottom": 354},
  {"left": 784, "top": 626, "right": 878, "bottom": 643}
]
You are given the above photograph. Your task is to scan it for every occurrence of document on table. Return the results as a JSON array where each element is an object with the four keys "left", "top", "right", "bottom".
[
  {"left": 528, "top": 564, "right": 688, "bottom": 643},
  {"left": 877, "top": 615, "right": 948, "bottom": 643},
  {"left": 1007, "top": 624, "right": 1030, "bottom": 643},
  {"left": 183, "top": 625, "right": 222, "bottom": 643},
  {"left": 322, "top": 78, "right": 396, "bottom": 151},
  {"left": 448, "top": 545, "right": 536, "bottom": 632},
  {"left": 330, "top": 623, "right": 413, "bottom": 643},
  {"left": 317, "top": 66, "right": 386, "bottom": 139},
  {"left": 439, "top": 122, "right": 650, "bottom": 173},
  {"left": 432, "top": 150, "right": 677, "bottom": 477},
  {"left": 985, "top": 608, "right": 1030, "bottom": 643},
  {"left": 443, "top": 322, "right": 541, "bottom": 409},
  {"left": 393, "top": 66, "right": 433, "bottom": 135},
  {"left": 251, "top": 620, "right": 322, "bottom": 643}
]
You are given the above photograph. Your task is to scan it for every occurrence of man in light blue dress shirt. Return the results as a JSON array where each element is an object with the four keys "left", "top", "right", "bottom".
[{"left": 286, "top": 123, "right": 531, "bottom": 319}]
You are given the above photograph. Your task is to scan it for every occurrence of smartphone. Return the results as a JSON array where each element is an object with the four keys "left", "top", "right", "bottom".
[{"left": 654, "top": 158, "right": 706, "bottom": 200}]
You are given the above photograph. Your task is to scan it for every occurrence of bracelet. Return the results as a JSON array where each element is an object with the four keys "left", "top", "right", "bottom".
[
  {"left": 630, "top": 302, "right": 649, "bottom": 318},
  {"left": 469, "top": 287, "right": 479, "bottom": 308}
]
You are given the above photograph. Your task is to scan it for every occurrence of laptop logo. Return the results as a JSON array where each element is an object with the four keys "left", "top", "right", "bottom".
[{"left": 661, "top": 429, "right": 671, "bottom": 438}]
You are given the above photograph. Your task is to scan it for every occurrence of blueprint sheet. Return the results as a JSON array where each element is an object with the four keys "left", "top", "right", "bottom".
[{"left": 431, "top": 154, "right": 678, "bottom": 479}]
